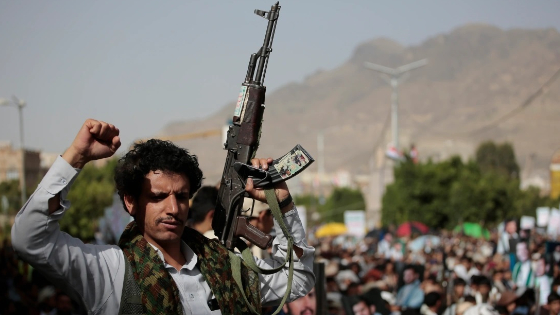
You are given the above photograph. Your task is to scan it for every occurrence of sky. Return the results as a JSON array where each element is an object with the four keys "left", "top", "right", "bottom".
[{"left": 1, "top": 0, "right": 559, "bottom": 155}]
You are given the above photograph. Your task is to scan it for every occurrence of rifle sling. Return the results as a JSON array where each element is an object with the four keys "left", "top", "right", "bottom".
[{"left": 229, "top": 188, "right": 295, "bottom": 315}]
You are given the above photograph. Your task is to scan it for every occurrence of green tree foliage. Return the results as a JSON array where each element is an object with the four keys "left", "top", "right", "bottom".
[
  {"left": 295, "top": 187, "right": 366, "bottom": 223},
  {"left": 0, "top": 180, "right": 22, "bottom": 215},
  {"left": 382, "top": 157, "right": 466, "bottom": 229},
  {"left": 449, "top": 169, "right": 519, "bottom": 227},
  {"left": 382, "top": 141, "right": 559, "bottom": 230},
  {"left": 476, "top": 141, "right": 520, "bottom": 179},
  {"left": 63, "top": 158, "right": 118, "bottom": 241}
]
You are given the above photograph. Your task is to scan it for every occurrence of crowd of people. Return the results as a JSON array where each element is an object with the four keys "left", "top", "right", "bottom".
[
  {"left": 2, "top": 209, "right": 560, "bottom": 315},
  {"left": 299, "top": 218, "right": 560, "bottom": 315},
  {"left": 0, "top": 238, "right": 80, "bottom": 314}
]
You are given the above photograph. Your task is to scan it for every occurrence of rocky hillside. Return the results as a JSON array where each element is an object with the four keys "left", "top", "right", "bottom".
[{"left": 161, "top": 24, "right": 560, "bottom": 187}]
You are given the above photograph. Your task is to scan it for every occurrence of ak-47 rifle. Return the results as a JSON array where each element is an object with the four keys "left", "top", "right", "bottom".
[{"left": 212, "top": 2, "right": 313, "bottom": 251}]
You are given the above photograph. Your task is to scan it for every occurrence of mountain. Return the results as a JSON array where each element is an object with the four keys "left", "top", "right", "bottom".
[{"left": 160, "top": 24, "right": 560, "bottom": 191}]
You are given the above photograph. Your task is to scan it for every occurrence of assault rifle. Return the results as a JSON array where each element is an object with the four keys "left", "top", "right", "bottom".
[{"left": 212, "top": 2, "right": 313, "bottom": 251}]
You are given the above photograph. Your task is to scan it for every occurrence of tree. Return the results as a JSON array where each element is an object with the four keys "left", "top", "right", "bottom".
[
  {"left": 382, "top": 156, "right": 466, "bottom": 229},
  {"left": 295, "top": 187, "right": 366, "bottom": 224},
  {"left": 62, "top": 158, "right": 118, "bottom": 241},
  {"left": 449, "top": 169, "right": 520, "bottom": 227},
  {"left": 476, "top": 141, "right": 520, "bottom": 179},
  {"left": 382, "top": 141, "right": 558, "bottom": 231},
  {"left": 0, "top": 180, "right": 22, "bottom": 215},
  {"left": 321, "top": 187, "right": 366, "bottom": 223}
]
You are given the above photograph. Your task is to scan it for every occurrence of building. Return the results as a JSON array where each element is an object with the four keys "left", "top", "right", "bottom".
[{"left": 0, "top": 142, "right": 42, "bottom": 190}]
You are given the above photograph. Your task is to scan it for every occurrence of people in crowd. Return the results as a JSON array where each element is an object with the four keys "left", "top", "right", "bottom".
[
  {"left": 513, "top": 241, "right": 535, "bottom": 290},
  {"left": 393, "top": 265, "right": 425, "bottom": 312},
  {"left": 186, "top": 185, "right": 219, "bottom": 238},
  {"left": 282, "top": 288, "right": 316, "bottom": 315}
]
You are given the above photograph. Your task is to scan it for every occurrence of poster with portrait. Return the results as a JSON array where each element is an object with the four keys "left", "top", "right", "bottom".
[{"left": 547, "top": 209, "right": 560, "bottom": 237}]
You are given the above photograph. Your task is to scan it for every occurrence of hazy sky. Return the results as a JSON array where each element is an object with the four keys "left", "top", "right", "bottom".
[{"left": 1, "top": 0, "right": 559, "bottom": 154}]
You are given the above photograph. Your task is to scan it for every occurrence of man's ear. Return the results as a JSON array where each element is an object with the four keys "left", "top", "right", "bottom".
[
  {"left": 206, "top": 209, "right": 215, "bottom": 220},
  {"left": 124, "top": 194, "right": 137, "bottom": 216}
]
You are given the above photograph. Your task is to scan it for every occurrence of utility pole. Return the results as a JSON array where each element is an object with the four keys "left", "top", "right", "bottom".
[
  {"left": 364, "top": 59, "right": 427, "bottom": 153},
  {"left": 363, "top": 59, "right": 427, "bottom": 228},
  {"left": 0, "top": 96, "right": 27, "bottom": 206}
]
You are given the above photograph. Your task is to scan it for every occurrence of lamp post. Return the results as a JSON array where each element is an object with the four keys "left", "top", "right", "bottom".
[
  {"left": 363, "top": 60, "right": 427, "bottom": 228},
  {"left": 364, "top": 59, "right": 428, "bottom": 154},
  {"left": 0, "top": 96, "right": 27, "bottom": 206}
]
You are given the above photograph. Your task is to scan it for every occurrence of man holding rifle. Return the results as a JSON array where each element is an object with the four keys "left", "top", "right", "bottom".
[{"left": 11, "top": 119, "right": 315, "bottom": 314}]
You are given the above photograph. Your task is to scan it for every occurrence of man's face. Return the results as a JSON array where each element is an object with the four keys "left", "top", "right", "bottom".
[
  {"left": 259, "top": 209, "right": 274, "bottom": 234},
  {"left": 536, "top": 258, "right": 547, "bottom": 277},
  {"left": 385, "top": 234, "right": 393, "bottom": 243},
  {"left": 126, "top": 170, "right": 190, "bottom": 247},
  {"left": 454, "top": 284, "right": 465, "bottom": 297},
  {"left": 549, "top": 300, "right": 560, "bottom": 315},
  {"left": 283, "top": 288, "right": 316, "bottom": 315},
  {"left": 516, "top": 242, "right": 529, "bottom": 262},
  {"left": 479, "top": 284, "right": 490, "bottom": 296},
  {"left": 353, "top": 300, "right": 375, "bottom": 315},
  {"left": 506, "top": 221, "right": 517, "bottom": 234},
  {"left": 403, "top": 269, "right": 417, "bottom": 284},
  {"left": 56, "top": 294, "right": 74, "bottom": 313}
]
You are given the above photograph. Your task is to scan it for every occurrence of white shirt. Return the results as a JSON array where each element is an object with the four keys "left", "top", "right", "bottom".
[
  {"left": 378, "top": 239, "right": 391, "bottom": 257},
  {"left": 536, "top": 275, "right": 551, "bottom": 305},
  {"left": 12, "top": 156, "right": 315, "bottom": 315},
  {"left": 515, "top": 261, "right": 533, "bottom": 289}
]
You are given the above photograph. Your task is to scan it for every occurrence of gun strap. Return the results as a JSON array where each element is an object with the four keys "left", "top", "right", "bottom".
[{"left": 230, "top": 188, "right": 295, "bottom": 315}]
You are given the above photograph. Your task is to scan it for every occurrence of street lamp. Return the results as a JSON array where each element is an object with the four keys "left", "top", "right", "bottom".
[
  {"left": 0, "top": 96, "right": 27, "bottom": 206},
  {"left": 364, "top": 59, "right": 428, "bottom": 155}
]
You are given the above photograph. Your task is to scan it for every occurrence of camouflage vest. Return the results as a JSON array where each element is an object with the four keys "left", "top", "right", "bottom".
[{"left": 118, "top": 222, "right": 261, "bottom": 315}]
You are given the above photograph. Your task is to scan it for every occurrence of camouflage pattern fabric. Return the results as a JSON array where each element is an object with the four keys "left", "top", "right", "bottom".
[
  {"left": 183, "top": 227, "right": 262, "bottom": 314},
  {"left": 118, "top": 221, "right": 183, "bottom": 315}
]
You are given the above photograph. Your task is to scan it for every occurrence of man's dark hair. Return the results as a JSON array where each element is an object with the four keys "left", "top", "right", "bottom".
[
  {"left": 188, "top": 186, "right": 219, "bottom": 224},
  {"left": 470, "top": 275, "right": 481, "bottom": 285},
  {"left": 548, "top": 292, "right": 560, "bottom": 304},
  {"left": 478, "top": 276, "right": 492, "bottom": 288},
  {"left": 423, "top": 292, "right": 441, "bottom": 307},
  {"left": 114, "top": 139, "right": 204, "bottom": 212},
  {"left": 403, "top": 265, "right": 418, "bottom": 274},
  {"left": 453, "top": 278, "right": 467, "bottom": 287},
  {"left": 463, "top": 295, "right": 476, "bottom": 304},
  {"left": 494, "top": 305, "right": 509, "bottom": 315}
]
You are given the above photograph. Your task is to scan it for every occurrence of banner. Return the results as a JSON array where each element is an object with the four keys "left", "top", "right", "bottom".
[
  {"left": 520, "top": 216, "right": 535, "bottom": 230},
  {"left": 547, "top": 209, "right": 560, "bottom": 237},
  {"left": 344, "top": 210, "right": 366, "bottom": 238},
  {"left": 537, "top": 207, "right": 551, "bottom": 227}
]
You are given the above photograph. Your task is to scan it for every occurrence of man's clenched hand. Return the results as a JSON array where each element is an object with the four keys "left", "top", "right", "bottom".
[{"left": 62, "top": 119, "right": 121, "bottom": 169}]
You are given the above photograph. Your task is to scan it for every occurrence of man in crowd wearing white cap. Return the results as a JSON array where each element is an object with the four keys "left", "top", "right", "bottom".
[
  {"left": 378, "top": 233, "right": 393, "bottom": 258},
  {"left": 38, "top": 286, "right": 56, "bottom": 315}
]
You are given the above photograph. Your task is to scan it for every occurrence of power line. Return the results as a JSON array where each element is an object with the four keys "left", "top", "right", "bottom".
[
  {"left": 467, "top": 66, "right": 560, "bottom": 136},
  {"left": 402, "top": 66, "right": 560, "bottom": 138}
]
